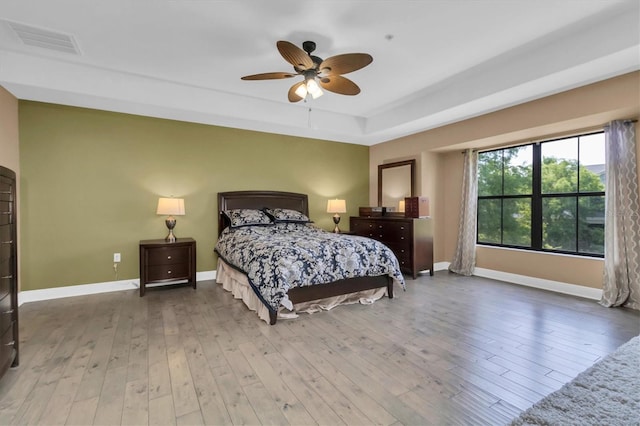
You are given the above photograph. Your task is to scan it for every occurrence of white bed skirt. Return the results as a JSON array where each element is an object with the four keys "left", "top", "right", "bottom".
[{"left": 216, "top": 258, "right": 388, "bottom": 324}]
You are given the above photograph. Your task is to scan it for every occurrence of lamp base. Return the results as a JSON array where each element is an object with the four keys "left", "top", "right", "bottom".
[
  {"left": 165, "top": 217, "right": 177, "bottom": 243},
  {"left": 332, "top": 214, "right": 341, "bottom": 233}
]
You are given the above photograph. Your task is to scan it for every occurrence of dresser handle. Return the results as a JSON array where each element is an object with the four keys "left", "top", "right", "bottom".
[
  {"left": 400, "top": 226, "right": 405, "bottom": 230},
  {"left": 0, "top": 240, "right": 13, "bottom": 244},
  {"left": 167, "top": 270, "right": 172, "bottom": 274},
  {"left": 1, "top": 275, "right": 12, "bottom": 279},
  {"left": 167, "top": 255, "right": 172, "bottom": 260},
  {"left": 5, "top": 341, "right": 14, "bottom": 347},
  {"left": 3, "top": 309, "right": 13, "bottom": 314},
  {"left": 400, "top": 236, "right": 405, "bottom": 240}
]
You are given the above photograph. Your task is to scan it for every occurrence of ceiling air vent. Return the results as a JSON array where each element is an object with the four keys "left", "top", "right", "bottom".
[{"left": 7, "top": 21, "right": 80, "bottom": 55}]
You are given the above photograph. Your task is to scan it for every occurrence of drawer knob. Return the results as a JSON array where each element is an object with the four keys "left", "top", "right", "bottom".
[
  {"left": 167, "top": 255, "right": 172, "bottom": 260},
  {"left": 401, "top": 236, "right": 405, "bottom": 240},
  {"left": 167, "top": 270, "right": 172, "bottom": 274},
  {"left": 400, "top": 226, "right": 405, "bottom": 230}
]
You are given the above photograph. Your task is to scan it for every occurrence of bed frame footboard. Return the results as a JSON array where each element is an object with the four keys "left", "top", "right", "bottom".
[{"left": 268, "top": 275, "right": 393, "bottom": 325}]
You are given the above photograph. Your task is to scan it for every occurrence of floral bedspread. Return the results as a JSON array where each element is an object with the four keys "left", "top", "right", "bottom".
[{"left": 214, "top": 222, "right": 405, "bottom": 313}]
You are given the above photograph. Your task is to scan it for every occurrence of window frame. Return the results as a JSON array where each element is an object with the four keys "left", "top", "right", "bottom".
[{"left": 476, "top": 131, "right": 605, "bottom": 258}]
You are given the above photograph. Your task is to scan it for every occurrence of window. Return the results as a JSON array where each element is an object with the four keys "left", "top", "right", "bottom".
[{"left": 477, "top": 132, "right": 605, "bottom": 257}]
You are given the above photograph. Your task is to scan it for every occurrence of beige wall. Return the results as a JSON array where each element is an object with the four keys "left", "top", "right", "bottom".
[
  {"left": 0, "top": 86, "right": 19, "bottom": 172},
  {"left": 370, "top": 71, "right": 640, "bottom": 289},
  {"left": 0, "top": 87, "right": 20, "bottom": 290},
  {"left": 19, "top": 102, "right": 370, "bottom": 291}
]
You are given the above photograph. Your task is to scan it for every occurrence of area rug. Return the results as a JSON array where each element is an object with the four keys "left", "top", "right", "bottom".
[{"left": 511, "top": 335, "right": 639, "bottom": 426}]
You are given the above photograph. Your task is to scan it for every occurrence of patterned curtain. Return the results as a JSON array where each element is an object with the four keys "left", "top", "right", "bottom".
[
  {"left": 449, "top": 149, "right": 478, "bottom": 276},
  {"left": 600, "top": 120, "right": 640, "bottom": 310}
]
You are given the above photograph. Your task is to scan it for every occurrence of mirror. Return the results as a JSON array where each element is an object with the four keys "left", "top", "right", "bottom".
[{"left": 378, "top": 159, "right": 415, "bottom": 210}]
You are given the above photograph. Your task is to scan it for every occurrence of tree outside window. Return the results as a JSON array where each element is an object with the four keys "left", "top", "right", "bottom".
[{"left": 477, "top": 132, "right": 605, "bottom": 257}]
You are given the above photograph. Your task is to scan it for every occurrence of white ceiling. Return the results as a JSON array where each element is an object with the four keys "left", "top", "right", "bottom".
[{"left": 0, "top": 1, "right": 638, "bottom": 146}]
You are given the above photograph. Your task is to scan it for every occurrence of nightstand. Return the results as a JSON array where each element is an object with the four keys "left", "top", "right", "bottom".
[{"left": 139, "top": 238, "right": 196, "bottom": 296}]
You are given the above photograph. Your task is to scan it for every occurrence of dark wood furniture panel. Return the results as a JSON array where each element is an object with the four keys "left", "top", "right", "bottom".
[
  {"left": 350, "top": 216, "right": 433, "bottom": 279},
  {"left": 0, "top": 166, "right": 18, "bottom": 379},
  {"left": 139, "top": 238, "right": 196, "bottom": 296},
  {"left": 217, "top": 191, "right": 394, "bottom": 324}
]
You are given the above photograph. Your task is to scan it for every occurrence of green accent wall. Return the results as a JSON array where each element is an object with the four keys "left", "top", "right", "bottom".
[{"left": 19, "top": 101, "right": 369, "bottom": 291}]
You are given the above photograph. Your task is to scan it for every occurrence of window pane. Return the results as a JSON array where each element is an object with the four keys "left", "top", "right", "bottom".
[
  {"left": 543, "top": 197, "right": 576, "bottom": 251},
  {"left": 579, "top": 133, "right": 605, "bottom": 192},
  {"left": 477, "top": 199, "right": 501, "bottom": 243},
  {"left": 502, "top": 198, "right": 531, "bottom": 247},
  {"left": 578, "top": 196, "right": 605, "bottom": 255},
  {"left": 542, "top": 138, "right": 578, "bottom": 194},
  {"left": 478, "top": 151, "right": 503, "bottom": 196},
  {"left": 504, "top": 146, "right": 532, "bottom": 195}
]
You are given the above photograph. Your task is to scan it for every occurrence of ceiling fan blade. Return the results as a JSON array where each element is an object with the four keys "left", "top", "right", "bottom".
[
  {"left": 277, "top": 41, "right": 314, "bottom": 71},
  {"left": 288, "top": 81, "right": 305, "bottom": 102},
  {"left": 241, "top": 72, "right": 297, "bottom": 80},
  {"left": 319, "top": 75, "right": 361, "bottom": 95},
  {"left": 319, "top": 53, "right": 373, "bottom": 75}
]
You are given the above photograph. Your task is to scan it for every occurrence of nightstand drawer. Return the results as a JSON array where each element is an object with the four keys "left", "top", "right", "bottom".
[
  {"left": 146, "top": 246, "right": 189, "bottom": 266},
  {"left": 146, "top": 263, "right": 190, "bottom": 282}
]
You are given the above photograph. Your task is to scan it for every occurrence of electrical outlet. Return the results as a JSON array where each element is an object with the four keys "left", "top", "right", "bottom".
[{"left": 113, "top": 253, "right": 121, "bottom": 263}]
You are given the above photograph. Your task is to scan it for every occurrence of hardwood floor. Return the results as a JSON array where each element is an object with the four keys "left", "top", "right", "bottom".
[{"left": 0, "top": 272, "right": 638, "bottom": 425}]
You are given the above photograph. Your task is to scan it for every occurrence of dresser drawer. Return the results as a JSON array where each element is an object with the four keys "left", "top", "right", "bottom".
[
  {"left": 146, "top": 263, "right": 190, "bottom": 282},
  {"left": 0, "top": 260, "right": 12, "bottom": 298},
  {"left": 0, "top": 294, "right": 13, "bottom": 336},
  {"left": 146, "top": 246, "right": 190, "bottom": 266},
  {"left": 350, "top": 219, "right": 378, "bottom": 237},
  {"left": 381, "top": 221, "right": 412, "bottom": 243},
  {"left": 0, "top": 324, "right": 16, "bottom": 375},
  {"left": 0, "top": 225, "right": 11, "bottom": 246}
]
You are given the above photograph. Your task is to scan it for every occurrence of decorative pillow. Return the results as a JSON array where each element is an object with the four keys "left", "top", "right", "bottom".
[
  {"left": 223, "top": 209, "right": 273, "bottom": 228},
  {"left": 264, "top": 208, "right": 310, "bottom": 223}
]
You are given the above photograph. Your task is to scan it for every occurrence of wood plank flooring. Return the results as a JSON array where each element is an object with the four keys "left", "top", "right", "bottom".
[{"left": 0, "top": 272, "right": 638, "bottom": 425}]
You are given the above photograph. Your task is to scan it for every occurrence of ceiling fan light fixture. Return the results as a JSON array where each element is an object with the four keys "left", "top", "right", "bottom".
[
  {"left": 294, "top": 83, "right": 308, "bottom": 98},
  {"left": 306, "top": 78, "right": 323, "bottom": 99}
]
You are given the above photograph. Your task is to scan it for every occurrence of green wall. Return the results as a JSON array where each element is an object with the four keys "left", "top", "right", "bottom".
[{"left": 19, "top": 101, "right": 369, "bottom": 291}]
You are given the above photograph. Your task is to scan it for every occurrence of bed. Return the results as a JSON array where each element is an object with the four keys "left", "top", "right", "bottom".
[{"left": 214, "top": 190, "right": 405, "bottom": 324}]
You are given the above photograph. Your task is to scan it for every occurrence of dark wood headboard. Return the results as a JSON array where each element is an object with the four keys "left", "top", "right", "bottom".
[{"left": 217, "top": 190, "right": 309, "bottom": 234}]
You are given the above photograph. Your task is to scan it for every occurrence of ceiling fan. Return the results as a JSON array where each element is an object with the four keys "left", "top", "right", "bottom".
[{"left": 241, "top": 40, "right": 373, "bottom": 103}]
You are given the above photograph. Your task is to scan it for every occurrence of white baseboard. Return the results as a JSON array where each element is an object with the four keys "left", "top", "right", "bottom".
[
  {"left": 18, "top": 270, "right": 217, "bottom": 306},
  {"left": 434, "top": 262, "right": 450, "bottom": 271},
  {"left": 432, "top": 262, "right": 602, "bottom": 300},
  {"left": 473, "top": 267, "right": 602, "bottom": 300},
  {"left": 18, "top": 265, "right": 602, "bottom": 306}
]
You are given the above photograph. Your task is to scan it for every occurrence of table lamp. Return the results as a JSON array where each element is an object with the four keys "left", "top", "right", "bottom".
[
  {"left": 327, "top": 199, "right": 347, "bottom": 233},
  {"left": 156, "top": 197, "right": 185, "bottom": 242}
]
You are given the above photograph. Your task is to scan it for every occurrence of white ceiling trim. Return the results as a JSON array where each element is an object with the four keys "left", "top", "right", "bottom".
[{"left": 0, "top": 1, "right": 638, "bottom": 146}]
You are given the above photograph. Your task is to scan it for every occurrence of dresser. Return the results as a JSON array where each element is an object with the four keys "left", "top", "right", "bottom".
[
  {"left": 0, "top": 166, "right": 18, "bottom": 379},
  {"left": 350, "top": 216, "right": 433, "bottom": 279},
  {"left": 139, "top": 238, "right": 196, "bottom": 296}
]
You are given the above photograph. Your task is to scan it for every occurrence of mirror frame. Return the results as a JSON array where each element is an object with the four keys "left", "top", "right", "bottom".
[{"left": 377, "top": 159, "right": 416, "bottom": 207}]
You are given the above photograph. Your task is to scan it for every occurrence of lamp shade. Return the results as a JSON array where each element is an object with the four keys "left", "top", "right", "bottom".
[
  {"left": 157, "top": 197, "right": 185, "bottom": 216},
  {"left": 326, "top": 199, "right": 346, "bottom": 214}
]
